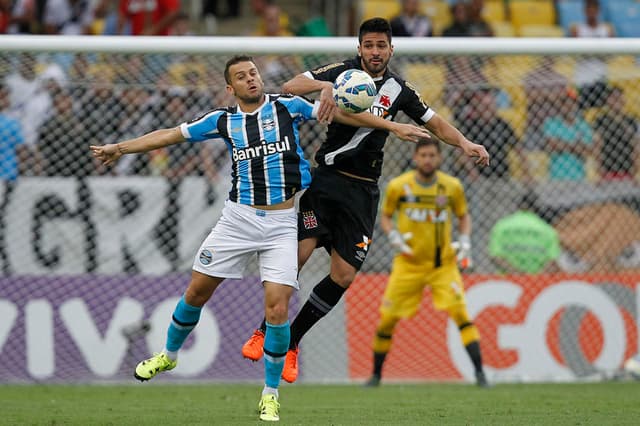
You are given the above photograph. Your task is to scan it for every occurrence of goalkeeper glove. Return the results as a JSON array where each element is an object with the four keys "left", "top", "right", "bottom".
[
  {"left": 388, "top": 229, "right": 413, "bottom": 256},
  {"left": 451, "top": 234, "right": 472, "bottom": 270}
]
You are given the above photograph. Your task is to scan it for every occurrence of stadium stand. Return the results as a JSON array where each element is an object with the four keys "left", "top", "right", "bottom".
[
  {"left": 557, "top": 0, "right": 596, "bottom": 33},
  {"left": 403, "top": 62, "right": 446, "bottom": 104},
  {"left": 491, "top": 21, "right": 515, "bottom": 37},
  {"left": 508, "top": 0, "right": 556, "bottom": 32},
  {"left": 481, "top": 0, "right": 506, "bottom": 23},
  {"left": 518, "top": 24, "right": 565, "bottom": 37},
  {"left": 423, "top": 0, "right": 452, "bottom": 36},
  {"left": 359, "top": 0, "right": 401, "bottom": 21},
  {"left": 605, "top": 0, "right": 640, "bottom": 37}
]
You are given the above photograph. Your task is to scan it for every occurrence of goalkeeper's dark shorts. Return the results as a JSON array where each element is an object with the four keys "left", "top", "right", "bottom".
[{"left": 297, "top": 167, "right": 379, "bottom": 270}]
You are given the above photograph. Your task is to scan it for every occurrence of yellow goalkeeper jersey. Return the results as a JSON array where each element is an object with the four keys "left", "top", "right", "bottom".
[{"left": 382, "top": 170, "right": 467, "bottom": 267}]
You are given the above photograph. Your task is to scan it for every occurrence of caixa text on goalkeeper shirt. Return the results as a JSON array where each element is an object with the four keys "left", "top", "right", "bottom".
[{"left": 232, "top": 137, "right": 292, "bottom": 162}]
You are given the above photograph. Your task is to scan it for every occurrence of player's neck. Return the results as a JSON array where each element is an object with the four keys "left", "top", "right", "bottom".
[
  {"left": 237, "top": 95, "right": 266, "bottom": 114},
  {"left": 414, "top": 170, "right": 437, "bottom": 186}
]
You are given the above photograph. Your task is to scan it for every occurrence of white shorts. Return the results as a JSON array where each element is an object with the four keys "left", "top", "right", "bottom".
[{"left": 192, "top": 200, "right": 299, "bottom": 289}]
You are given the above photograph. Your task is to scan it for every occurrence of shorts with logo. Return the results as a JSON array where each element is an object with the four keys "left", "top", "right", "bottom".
[
  {"left": 193, "top": 200, "right": 299, "bottom": 289},
  {"left": 381, "top": 257, "right": 466, "bottom": 318},
  {"left": 298, "top": 167, "right": 379, "bottom": 270}
]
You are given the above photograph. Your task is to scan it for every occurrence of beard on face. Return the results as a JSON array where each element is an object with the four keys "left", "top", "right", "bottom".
[
  {"left": 237, "top": 92, "right": 263, "bottom": 104},
  {"left": 362, "top": 56, "right": 389, "bottom": 76}
]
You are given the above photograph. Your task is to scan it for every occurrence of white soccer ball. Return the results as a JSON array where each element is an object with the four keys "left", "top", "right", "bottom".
[
  {"left": 332, "top": 69, "right": 377, "bottom": 113},
  {"left": 623, "top": 354, "right": 640, "bottom": 379}
]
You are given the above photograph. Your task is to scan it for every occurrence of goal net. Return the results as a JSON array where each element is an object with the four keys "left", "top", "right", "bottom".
[{"left": 0, "top": 36, "right": 639, "bottom": 383}]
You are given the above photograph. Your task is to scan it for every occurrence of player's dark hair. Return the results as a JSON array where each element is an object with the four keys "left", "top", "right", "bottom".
[
  {"left": 415, "top": 138, "right": 441, "bottom": 153},
  {"left": 224, "top": 55, "right": 255, "bottom": 84},
  {"left": 359, "top": 17, "right": 392, "bottom": 44}
]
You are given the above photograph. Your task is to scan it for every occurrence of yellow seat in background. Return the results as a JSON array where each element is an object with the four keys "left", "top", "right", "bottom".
[
  {"left": 423, "top": 0, "right": 451, "bottom": 36},
  {"left": 86, "top": 63, "right": 116, "bottom": 82},
  {"left": 482, "top": 0, "right": 506, "bottom": 24},
  {"left": 491, "top": 21, "right": 515, "bottom": 37},
  {"left": 403, "top": 62, "right": 446, "bottom": 105},
  {"left": 523, "top": 150, "right": 550, "bottom": 182},
  {"left": 508, "top": 0, "right": 556, "bottom": 31},
  {"left": 359, "top": 0, "right": 400, "bottom": 22},
  {"left": 168, "top": 62, "right": 207, "bottom": 86},
  {"left": 518, "top": 24, "right": 565, "bottom": 37}
]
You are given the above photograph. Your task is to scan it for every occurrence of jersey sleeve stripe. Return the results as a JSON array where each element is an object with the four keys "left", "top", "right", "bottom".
[
  {"left": 179, "top": 123, "right": 191, "bottom": 139},
  {"left": 421, "top": 108, "right": 436, "bottom": 123}
]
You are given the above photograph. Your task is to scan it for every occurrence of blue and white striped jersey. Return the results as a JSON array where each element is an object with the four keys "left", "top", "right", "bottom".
[{"left": 180, "top": 94, "right": 318, "bottom": 206}]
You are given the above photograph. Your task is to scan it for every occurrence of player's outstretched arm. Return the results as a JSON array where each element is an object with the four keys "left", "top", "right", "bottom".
[
  {"left": 424, "top": 114, "right": 490, "bottom": 166},
  {"left": 334, "top": 110, "right": 430, "bottom": 143},
  {"left": 90, "top": 127, "right": 185, "bottom": 166},
  {"left": 283, "top": 75, "right": 336, "bottom": 123}
]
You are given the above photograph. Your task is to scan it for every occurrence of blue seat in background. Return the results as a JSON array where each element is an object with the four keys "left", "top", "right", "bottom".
[
  {"left": 556, "top": 0, "right": 607, "bottom": 34},
  {"left": 556, "top": 0, "right": 585, "bottom": 33},
  {"left": 605, "top": 0, "right": 640, "bottom": 37}
]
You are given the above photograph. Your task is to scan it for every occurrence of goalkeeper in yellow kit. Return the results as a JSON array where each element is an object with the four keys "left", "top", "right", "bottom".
[{"left": 365, "top": 138, "right": 489, "bottom": 388}]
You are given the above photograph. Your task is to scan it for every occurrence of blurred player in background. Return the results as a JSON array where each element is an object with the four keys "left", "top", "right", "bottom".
[
  {"left": 91, "top": 55, "right": 429, "bottom": 422},
  {"left": 242, "top": 17, "right": 490, "bottom": 383},
  {"left": 365, "top": 138, "right": 489, "bottom": 388}
]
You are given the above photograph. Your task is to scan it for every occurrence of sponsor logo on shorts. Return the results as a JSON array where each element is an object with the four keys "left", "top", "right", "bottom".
[
  {"left": 199, "top": 249, "right": 212, "bottom": 265},
  {"left": 302, "top": 210, "right": 318, "bottom": 229},
  {"left": 355, "top": 250, "right": 366, "bottom": 262},
  {"left": 355, "top": 235, "right": 372, "bottom": 251}
]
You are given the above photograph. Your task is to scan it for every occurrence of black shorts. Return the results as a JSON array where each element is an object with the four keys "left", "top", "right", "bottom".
[{"left": 298, "top": 167, "right": 380, "bottom": 270}]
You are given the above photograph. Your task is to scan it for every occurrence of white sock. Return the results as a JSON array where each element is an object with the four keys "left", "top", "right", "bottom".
[
  {"left": 262, "top": 386, "right": 279, "bottom": 398},
  {"left": 162, "top": 349, "right": 178, "bottom": 361}
]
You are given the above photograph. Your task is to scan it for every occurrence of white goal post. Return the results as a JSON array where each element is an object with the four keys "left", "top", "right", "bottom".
[
  {"left": 1, "top": 35, "right": 639, "bottom": 384},
  {"left": 3, "top": 35, "right": 640, "bottom": 54}
]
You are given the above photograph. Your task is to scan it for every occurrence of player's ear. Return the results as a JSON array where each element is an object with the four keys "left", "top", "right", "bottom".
[{"left": 226, "top": 84, "right": 234, "bottom": 96}]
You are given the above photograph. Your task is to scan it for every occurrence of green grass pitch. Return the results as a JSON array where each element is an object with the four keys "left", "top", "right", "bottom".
[{"left": 3, "top": 382, "right": 639, "bottom": 425}]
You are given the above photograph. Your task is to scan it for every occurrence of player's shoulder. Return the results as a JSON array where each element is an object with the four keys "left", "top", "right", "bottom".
[
  {"left": 270, "top": 93, "right": 313, "bottom": 103},
  {"left": 383, "top": 68, "right": 414, "bottom": 91},
  {"left": 436, "top": 170, "right": 464, "bottom": 189},
  {"left": 388, "top": 170, "right": 415, "bottom": 188},
  {"left": 186, "top": 107, "right": 230, "bottom": 124},
  {"left": 309, "top": 57, "right": 356, "bottom": 78}
]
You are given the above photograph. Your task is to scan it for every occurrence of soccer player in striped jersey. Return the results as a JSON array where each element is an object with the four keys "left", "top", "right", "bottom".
[
  {"left": 241, "top": 18, "right": 491, "bottom": 384},
  {"left": 91, "top": 55, "right": 428, "bottom": 422},
  {"left": 365, "top": 138, "right": 488, "bottom": 388}
]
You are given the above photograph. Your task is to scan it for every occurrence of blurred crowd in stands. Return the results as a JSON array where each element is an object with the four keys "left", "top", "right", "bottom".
[
  {"left": 0, "top": 0, "right": 638, "bottom": 185},
  {"left": 0, "top": 0, "right": 637, "bottom": 38}
]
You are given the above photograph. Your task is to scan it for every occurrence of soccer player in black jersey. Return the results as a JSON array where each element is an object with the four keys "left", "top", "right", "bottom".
[{"left": 242, "top": 17, "right": 490, "bottom": 383}]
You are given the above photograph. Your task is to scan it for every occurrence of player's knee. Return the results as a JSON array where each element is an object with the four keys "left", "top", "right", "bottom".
[
  {"left": 265, "top": 302, "right": 289, "bottom": 324},
  {"left": 447, "top": 305, "right": 472, "bottom": 327},
  {"left": 183, "top": 288, "right": 209, "bottom": 307},
  {"left": 330, "top": 268, "right": 356, "bottom": 288}
]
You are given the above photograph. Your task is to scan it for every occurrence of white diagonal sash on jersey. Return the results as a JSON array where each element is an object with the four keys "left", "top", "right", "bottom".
[{"left": 323, "top": 78, "right": 403, "bottom": 166}]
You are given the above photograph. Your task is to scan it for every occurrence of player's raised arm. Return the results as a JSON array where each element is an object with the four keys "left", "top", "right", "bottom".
[
  {"left": 90, "top": 127, "right": 185, "bottom": 166},
  {"left": 283, "top": 74, "right": 336, "bottom": 124},
  {"left": 333, "top": 109, "right": 430, "bottom": 143},
  {"left": 424, "top": 114, "right": 490, "bottom": 167}
]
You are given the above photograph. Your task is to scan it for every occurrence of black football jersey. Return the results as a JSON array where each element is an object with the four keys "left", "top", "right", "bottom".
[{"left": 306, "top": 56, "right": 434, "bottom": 180}]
